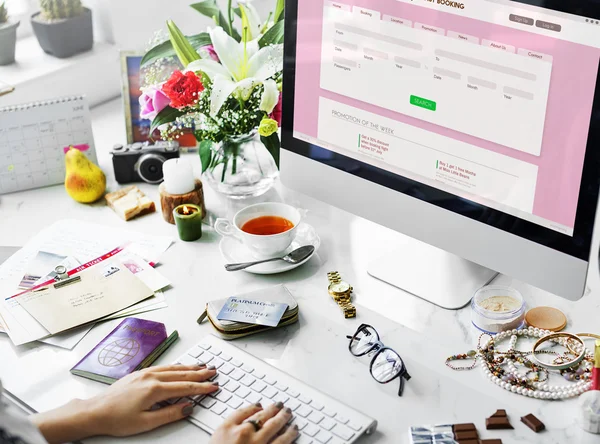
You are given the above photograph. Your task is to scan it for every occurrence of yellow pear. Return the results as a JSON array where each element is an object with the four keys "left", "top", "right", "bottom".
[{"left": 64, "top": 147, "right": 106, "bottom": 203}]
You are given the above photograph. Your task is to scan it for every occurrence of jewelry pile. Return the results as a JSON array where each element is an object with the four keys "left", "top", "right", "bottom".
[{"left": 446, "top": 327, "right": 594, "bottom": 399}]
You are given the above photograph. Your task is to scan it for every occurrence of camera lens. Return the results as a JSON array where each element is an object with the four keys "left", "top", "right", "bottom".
[{"left": 135, "top": 153, "right": 166, "bottom": 184}]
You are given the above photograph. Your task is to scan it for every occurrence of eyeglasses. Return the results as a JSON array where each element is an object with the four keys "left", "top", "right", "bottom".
[{"left": 346, "top": 324, "right": 411, "bottom": 396}]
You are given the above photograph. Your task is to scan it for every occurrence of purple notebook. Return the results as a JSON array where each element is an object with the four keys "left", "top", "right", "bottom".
[{"left": 71, "top": 318, "right": 177, "bottom": 384}]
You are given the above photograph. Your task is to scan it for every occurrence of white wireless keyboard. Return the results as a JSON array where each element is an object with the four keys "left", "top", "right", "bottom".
[{"left": 170, "top": 335, "right": 377, "bottom": 443}]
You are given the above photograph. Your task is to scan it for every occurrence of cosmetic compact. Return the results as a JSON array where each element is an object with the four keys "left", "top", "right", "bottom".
[{"left": 471, "top": 285, "right": 526, "bottom": 333}]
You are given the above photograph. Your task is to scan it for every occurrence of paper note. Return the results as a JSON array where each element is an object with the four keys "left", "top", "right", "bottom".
[
  {"left": 217, "top": 297, "right": 288, "bottom": 327},
  {"left": 18, "top": 258, "right": 154, "bottom": 335}
]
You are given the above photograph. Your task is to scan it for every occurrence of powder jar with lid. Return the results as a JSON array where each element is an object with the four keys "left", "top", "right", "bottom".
[{"left": 471, "top": 285, "right": 526, "bottom": 333}]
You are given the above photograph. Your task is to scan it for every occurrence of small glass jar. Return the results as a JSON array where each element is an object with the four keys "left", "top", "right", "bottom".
[{"left": 471, "top": 285, "right": 526, "bottom": 333}]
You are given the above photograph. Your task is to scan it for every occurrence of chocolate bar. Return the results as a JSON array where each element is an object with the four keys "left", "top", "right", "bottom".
[
  {"left": 457, "top": 440, "right": 479, "bottom": 444},
  {"left": 453, "top": 423, "right": 477, "bottom": 432},
  {"left": 521, "top": 414, "right": 545, "bottom": 432},
  {"left": 491, "top": 409, "right": 507, "bottom": 417},
  {"left": 454, "top": 430, "right": 478, "bottom": 440},
  {"left": 480, "top": 440, "right": 503, "bottom": 444},
  {"left": 486, "top": 416, "right": 514, "bottom": 430}
]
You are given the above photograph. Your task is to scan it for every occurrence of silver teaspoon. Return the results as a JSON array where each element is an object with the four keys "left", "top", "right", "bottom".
[{"left": 225, "top": 245, "right": 316, "bottom": 272}]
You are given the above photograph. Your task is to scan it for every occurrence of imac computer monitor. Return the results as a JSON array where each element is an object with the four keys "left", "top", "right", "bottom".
[{"left": 281, "top": 0, "right": 600, "bottom": 308}]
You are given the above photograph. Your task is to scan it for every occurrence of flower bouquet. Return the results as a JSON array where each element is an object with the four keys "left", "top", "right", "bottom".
[{"left": 140, "top": 0, "right": 285, "bottom": 198}]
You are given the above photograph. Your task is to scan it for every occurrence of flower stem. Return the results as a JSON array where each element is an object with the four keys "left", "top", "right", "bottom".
[
  {"left": 221, "top": 156, "right": 229, "bottom": 182},
  {"left": 227, "top": 0, "right": 234, "bottom": 37}
]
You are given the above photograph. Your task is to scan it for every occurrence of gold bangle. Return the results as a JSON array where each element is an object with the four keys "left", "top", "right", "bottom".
[
  {"left": 567, "top": 333, "right": 600, "bottom": 354},
  {"left": 532, "top": 332, "right": 586, "bottom": 370}
]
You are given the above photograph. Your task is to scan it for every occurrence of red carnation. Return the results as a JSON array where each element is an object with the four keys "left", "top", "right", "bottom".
[{"left": 162, "top": 70, "right": 204, "bottom": 109}]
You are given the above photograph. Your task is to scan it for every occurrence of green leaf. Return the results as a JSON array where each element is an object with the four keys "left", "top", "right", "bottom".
[
  {"left": 258, "top": 20, "right": 284, "bottom": 48},
  {"left": 150, "top": 106, "right": 185, "bottom": 134},
  {"left": 167, "top": 20, "right": 201, "bottom": 67},
  {"left": 199, "top": 140, "right": 214, "bottom": 173},
  {"left": 233, "top": 6, "right": 241, "bottom": 17},
  {"left": 274, "top": 0, "right": 285, "bottom": 22},
  {"left": 260, "top": 133, "right": 280, "bottom": 169},
  {"left": 141, "top": 33, "right": 211, "bottom": 67},
  {"left": 191, "top": 1, "right": 240, "bottom": 41}
]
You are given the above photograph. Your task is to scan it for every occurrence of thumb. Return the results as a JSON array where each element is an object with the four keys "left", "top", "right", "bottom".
[{"left": 142, "top": 402, "right": 194, "bottom": 430}]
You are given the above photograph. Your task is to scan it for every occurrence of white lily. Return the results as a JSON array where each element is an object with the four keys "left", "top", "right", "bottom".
[
  {"left": 238, "top": 0, "right": 263, "bottom": 41},
  {"left": 186, "top": 26, "right": 283, "bottom": 117},
  {"left": 259, "top": 79, "right": 279, "bottom": 114}
]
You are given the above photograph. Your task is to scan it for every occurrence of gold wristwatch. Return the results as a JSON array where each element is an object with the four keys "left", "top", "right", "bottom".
[{"left": 327, "top": 271, "right": 356, "bottom": 318}]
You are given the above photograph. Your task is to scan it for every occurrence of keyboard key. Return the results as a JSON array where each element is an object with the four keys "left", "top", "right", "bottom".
[
  {"left": 236, "top": 386, "right": 251, "bottom": 398},
  {"left": 287, "top": 398, "right": 301, "bottom": 411},
  {"left": 190, "top": 409, "right": 223, "bottom": 429},
  {"left": 246, "top": 392, "right": 262, "bottom": 404},
  {"left": 308, "top": 411, "right": 324, "bottom": 424},
  {"left": 323, "top": 407, "right": 336, "bottom": 417},
  {"left": 227, "top": 396, "right": 243, "bottom": 409},
  {"left": 320, "top": 418, "right": 335, "bottom": 431},
  {"left": 200, "top": 355, "right": 214, "bottom": 364},
  {"left": 275, "top": 382, "right": 288, "bottom": 392},
  {"left": 297, "top": 405, "right": 312, "bottom": 418},
  {"left": 216, "top": 391, "right": 232, "bottom": 403},
  {"left": 347, "top": 420, "right": 363, "bottom": 432},
  {"left": 224, "top": 381, "right": 240, "bottom": 393},
  {"left": 210, "top": 402, "right": 227, "bottom": 415},
  {"left": 273, "top": 392, "right": 289, "bottom": 404},
  {"left": 212, "top": 374, "right": 229, "bottom": 386},
  {"left": 331, "top": 424, "right": 354, "bottom": 441},
  {"left": 287, "top": 388, "right": 300, "bottom": 398},
  {"left": 293, "top": 418, "right": 308, "bottom": 431},
  {"left": 334, "top": 415, "right": 348, "bottom": 425},
  {"left": 221, "top": 407, "right": 234, "bottom": 418},
  {"left": 264, "top": 375, "right": 277, "bottom": 385},
  {"left": 220, "top": 363, "right": 235, "bottom": 375},
  {"left": 211, "top": 358, "right": 225, "bottom": 369},
  {"left": 310, "top": 401, "right": 324, "bottom": 411},
  {"left": 178, "top": 355, "right": 199, "bottom": 366},
  {"left": 230, "top": 369, "right": 245, "bottom": 381},
  {"left": 200, "top": 397, "right": 216, "bottom": 409},
  {"left": 252, "top": 381, "right": 267, "bottom": 393},
  {"left": 253, "top": 371, "right": 265, "bottom": 379},
  {"left": 231, "top": 359, "right": 243, "bottom": 367},
  {"left": 304, "top": 424, "right": 320, "bottom": 437},
  {"left": 199, "top": 343, "right": 211, "bottom": 350},
  {"left": 299, "top": 395, "right": 312, "bottom": 404},
  {"left": 315, "top": 430, "right": 332, "bottom": 443},
  {"left": 220, "top": 353, "right": 232, "bottom": 362},
  {"left": 296, "top": 435, "right": 313, "bottom": 444},
  {"left": 187, "top": 347, "right": 203, "bottom": 358},
  {"left": 240, "top": 375, "right": 256, "bottom": 387},
  {"left": 262, "top": 386, "right": 278, "bottom": 399},
  {"left": 242, "top": 364, "right": 254, "bottom": 373},
  {"left": 210, "top": 348, "right": 222, "bottom": 356}
]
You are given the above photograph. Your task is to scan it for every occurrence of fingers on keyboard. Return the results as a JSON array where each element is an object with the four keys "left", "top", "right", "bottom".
[
  {"left": 272, "top": 424, "right": 300, "bottom": 444},
  {"left": 258, "top": 407, "right": 293, "bottom": 441},
  {"left": 154, "top": 369, "right": 215, "bottom": 383},
  {"left": 224, "top": 403, "right": 263, "bottom": 425}
]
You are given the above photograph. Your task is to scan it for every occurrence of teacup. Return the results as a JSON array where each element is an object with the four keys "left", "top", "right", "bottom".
[{"left": 215, "top": 202, "right": 302, "bottom": 258}]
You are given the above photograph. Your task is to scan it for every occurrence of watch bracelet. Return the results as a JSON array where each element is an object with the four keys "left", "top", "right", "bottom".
[{"left": 327, "top": 271, "right": 357, "bottom": 318}]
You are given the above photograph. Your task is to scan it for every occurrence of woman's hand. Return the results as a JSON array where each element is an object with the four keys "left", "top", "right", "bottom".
[
  {"left": 209, "top": 402, "right": 299, "bottom": 444},
  {"left": 32, "top": 364, "right": 218, "bottom": 444}
]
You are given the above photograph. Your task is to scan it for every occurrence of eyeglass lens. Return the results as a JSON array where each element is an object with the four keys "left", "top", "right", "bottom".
[
  {"left": 350, "top": 325, "right": 380, "bottom": 356},
  {"left": 371, "top": 349, "right": 404, "bottom": 383}
]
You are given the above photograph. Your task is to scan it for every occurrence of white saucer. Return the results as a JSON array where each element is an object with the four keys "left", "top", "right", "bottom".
[{"left": 219, "top": 223, "right": 321, "bottom": 274}]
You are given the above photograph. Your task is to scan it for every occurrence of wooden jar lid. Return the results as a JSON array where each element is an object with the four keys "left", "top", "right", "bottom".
[{"left": 525, "top": 306, "right": 567, "bottom": 331}]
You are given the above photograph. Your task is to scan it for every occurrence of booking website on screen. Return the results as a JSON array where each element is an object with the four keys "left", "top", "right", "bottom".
[{"left": 293, "top": 0, "right": 600, "bottom": 236}]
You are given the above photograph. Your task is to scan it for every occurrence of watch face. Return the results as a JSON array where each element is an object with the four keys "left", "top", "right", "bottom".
[{"left": 330, "top": 282, "right": 351, "bottom": 293}]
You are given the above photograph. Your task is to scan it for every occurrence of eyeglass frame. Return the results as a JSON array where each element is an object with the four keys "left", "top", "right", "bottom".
[{"left": 346, "top": 323, "right": 411, "bottom": 396}]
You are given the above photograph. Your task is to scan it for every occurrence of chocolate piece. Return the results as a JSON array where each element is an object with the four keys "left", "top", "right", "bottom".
[
  {"left": 457, "top": 440, "right": 479, "bottom": 444},
  {"left": 453, "top": 423, "right": 477, "bottom": 432},
  {"left": 486, "top": 416, "right": 514, "bottom": 430},
  {"left": 521, "top": 414, "right": 545, "bottom": 432},
  {"left": 481, "top": 440, "right": 503, "bottom": 444},
  {"left": 454, "top": 430, "right": 479, "bottom": 440},
  {"left": 491, "top": 409, "right": 507, "bottom": 417}
]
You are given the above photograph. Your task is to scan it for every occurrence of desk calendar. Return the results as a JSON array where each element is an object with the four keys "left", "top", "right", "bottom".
[{"left": 0, "top": 96, "right": 97, "bottom": 194}]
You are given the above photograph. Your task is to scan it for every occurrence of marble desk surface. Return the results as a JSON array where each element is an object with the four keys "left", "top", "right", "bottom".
[{"left": 0, "top": 99, "right": 599, "bottom": 444}]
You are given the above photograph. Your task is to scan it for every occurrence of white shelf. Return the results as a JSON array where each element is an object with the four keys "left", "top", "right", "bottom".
[{"left": 0, "top": 37, "right": 120, "bottom": 107}]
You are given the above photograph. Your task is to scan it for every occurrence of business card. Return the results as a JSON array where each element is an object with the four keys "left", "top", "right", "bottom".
[{"left": 217, "top": 297, "right": 288, "bottom": 327}]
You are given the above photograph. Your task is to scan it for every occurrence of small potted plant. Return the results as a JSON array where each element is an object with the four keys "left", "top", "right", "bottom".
[
  {"left": 31, "top": 0, "right": 93, "bottom": 58},
  {"left": 0, "top": 2, "right": 20, "bottom": 65}
]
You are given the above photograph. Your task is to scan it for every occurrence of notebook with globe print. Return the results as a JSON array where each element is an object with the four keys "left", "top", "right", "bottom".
[{"left": 71, "top": 317, "right": 178, "bottom": 384}]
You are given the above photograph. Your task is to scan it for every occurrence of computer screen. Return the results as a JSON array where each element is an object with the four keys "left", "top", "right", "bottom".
[{"left": 283, "top": 0, "right": 600, "bottom": 261}]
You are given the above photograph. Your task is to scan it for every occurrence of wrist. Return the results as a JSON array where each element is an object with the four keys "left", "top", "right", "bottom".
[{"left": 31, "top": 397, "right": 104, "bottom": 444}]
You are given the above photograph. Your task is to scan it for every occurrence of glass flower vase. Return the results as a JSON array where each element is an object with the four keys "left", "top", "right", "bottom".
[{"left": 202, "top": 132, "right": 279, "bottom": 199}]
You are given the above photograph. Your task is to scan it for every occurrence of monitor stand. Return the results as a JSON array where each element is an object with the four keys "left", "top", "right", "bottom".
[{"left": 368, "top": 236, "right": 498, "bottom": 310}]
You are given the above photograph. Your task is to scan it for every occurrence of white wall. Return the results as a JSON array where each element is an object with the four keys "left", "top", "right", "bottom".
[{"left": 106, "top": 0, "right": 273, "bottom": 51}]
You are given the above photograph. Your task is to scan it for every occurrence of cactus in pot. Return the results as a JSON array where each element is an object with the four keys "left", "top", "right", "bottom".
[
  {"left": 40, "top": 0, "right": 84, "bottom": 21},
  {"left": 0, "top": 2, "right": 20, "bottom": 65},
  {"left": 31, "top": 0, "right": 93, "bottom": 58}
]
